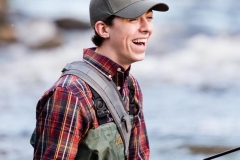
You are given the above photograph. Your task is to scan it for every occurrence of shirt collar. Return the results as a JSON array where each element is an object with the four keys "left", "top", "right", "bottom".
[{"left": 83, "top": 47, "right": 130, "bottom": 79}]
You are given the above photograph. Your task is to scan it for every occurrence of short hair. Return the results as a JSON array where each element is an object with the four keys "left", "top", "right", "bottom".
[{"left": 91, "top": 15, "right": 115, "bottom": 47}]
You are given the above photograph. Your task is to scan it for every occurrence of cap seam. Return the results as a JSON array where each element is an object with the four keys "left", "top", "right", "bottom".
[
  {"left": 113, "top": 0, "right": 144, "bottom": 14},
  {"left": 107, "top": 0, "right": 114, "bottom": 14}
]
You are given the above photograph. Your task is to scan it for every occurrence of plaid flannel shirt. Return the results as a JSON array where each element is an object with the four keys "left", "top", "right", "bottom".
[{"left": 33, "top": 48, "right": 150, "bottom": 160}]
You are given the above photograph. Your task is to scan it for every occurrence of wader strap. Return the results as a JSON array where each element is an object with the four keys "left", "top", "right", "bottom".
[{"left": 61, "top": 61, "right": 132, "bottom": 159}]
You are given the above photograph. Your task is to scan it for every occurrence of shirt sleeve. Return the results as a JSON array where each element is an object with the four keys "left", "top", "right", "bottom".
[{"left": 33, "top": 86, "right": 94, "bottom": 160}]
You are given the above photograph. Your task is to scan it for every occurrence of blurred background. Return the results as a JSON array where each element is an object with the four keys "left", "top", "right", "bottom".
[{"left": 0, "top": 0, "right": 240, "bottom": 159}]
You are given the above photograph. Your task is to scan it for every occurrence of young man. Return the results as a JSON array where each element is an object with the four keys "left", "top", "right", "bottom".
[{"left": 32, "top": 0, "right": 168, "bottom": 159}]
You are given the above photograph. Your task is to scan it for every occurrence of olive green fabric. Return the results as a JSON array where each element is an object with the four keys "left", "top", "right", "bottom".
[{"left": 75, "top": 122, "right": 125, "bottom": 160}]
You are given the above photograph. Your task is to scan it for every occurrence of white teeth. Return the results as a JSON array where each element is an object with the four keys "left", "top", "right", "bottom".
[{"left": 133, "top": 39, "right": 147, "bottom": 43}]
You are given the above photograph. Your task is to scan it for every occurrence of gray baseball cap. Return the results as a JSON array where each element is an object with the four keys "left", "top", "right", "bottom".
[{"left": 89, "top": 0, "right": 169, "bottom": 28}]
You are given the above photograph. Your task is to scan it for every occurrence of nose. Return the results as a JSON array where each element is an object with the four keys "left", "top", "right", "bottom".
[{"left": 139, "top": 17, "right": 153, "bottom": 34}]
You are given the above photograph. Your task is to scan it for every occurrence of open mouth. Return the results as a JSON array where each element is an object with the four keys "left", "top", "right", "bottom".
[{"left": 132, "top": 38, "right": 147, "bottom": 46}]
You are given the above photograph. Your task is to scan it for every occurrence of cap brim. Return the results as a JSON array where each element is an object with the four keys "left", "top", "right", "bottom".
[{"left": 114, "top": 1, "right": 169, "bottom": 19}]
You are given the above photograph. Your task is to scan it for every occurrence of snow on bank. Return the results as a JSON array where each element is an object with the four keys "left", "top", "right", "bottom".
[{"left": 132, "top": 34, "right": 240, "bottom": 89}]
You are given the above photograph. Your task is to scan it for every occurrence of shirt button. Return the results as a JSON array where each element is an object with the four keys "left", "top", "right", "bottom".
[
  {"left": 117, "top": 86, "right": 121, "bottom": 90},
  {"left": 117, "top": 68, "right": 121, "bottom": 72},
  {"left": 108, "top": 75, "right": 112, "bottom": 78}
]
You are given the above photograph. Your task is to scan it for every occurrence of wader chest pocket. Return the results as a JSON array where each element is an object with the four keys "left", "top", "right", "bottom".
[{"left": 75, "top": 122, "right": 125, "bottom": 160}]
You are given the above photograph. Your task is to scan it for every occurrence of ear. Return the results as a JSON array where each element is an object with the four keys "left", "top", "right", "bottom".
[{"left": 94, "top": 21, "right": 110, "bottom": 38}]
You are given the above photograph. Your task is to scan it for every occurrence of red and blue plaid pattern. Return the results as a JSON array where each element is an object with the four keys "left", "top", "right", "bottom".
[{"left": 33, "top": 48, "right": 150, "bottom": 160}]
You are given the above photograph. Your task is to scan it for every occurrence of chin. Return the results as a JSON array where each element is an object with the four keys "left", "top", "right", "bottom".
[{"left": 133, "top": 53, "right": 145, "bottom": 62}]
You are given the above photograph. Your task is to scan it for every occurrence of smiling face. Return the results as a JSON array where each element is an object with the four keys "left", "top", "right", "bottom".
[{"left": 96, "top": 11, "right": 154, "bottom": 69}]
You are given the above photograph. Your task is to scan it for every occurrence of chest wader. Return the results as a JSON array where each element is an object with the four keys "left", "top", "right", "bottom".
[{"left": 30, "top": 61, "right": 136, "bottom": 160}]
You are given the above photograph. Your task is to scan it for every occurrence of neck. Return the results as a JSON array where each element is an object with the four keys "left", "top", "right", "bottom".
[{"left": 95, "top": 46, "right": 130, "bottom": 70}]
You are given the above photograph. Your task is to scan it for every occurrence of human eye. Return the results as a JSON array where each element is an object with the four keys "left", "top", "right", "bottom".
[
  {"left": 128, "top": 18, "right": 138, "bottom": 22},
  {"left": 146, "top": 11, "right": 153, "bottom": 20},
  {"left": 147, "top": 16, "right": 153, "bottom": 20}
]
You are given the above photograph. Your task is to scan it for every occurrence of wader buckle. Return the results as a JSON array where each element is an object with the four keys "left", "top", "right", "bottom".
[
  {"left": 95, "top": 97, "right": 109, "bottom": 125},
  {"left": 122, "top": 114, "right": 130, "bottom": 133}
]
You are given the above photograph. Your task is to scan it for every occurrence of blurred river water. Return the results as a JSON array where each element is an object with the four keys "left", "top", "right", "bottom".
[{"left": 0, "top": 0, "right": 240, "bottom": 159}]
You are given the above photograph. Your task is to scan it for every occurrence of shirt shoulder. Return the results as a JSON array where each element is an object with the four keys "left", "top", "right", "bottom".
[
  {"left": 37, "top": 74, "right": 93, "bottom": 112},
  {"left": 48, "top": 74, "right": 92, "bottom": 98}
]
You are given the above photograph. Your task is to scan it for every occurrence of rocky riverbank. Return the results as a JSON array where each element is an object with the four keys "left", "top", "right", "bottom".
[{"left": 0, "top": 0, "right": 91, "bottom": 49}]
